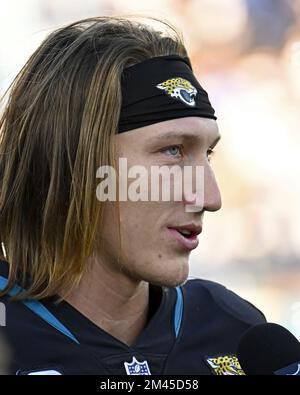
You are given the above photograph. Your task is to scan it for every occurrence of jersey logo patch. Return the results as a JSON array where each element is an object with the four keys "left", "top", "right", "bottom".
[
  {"left": 124, "top": 356, "right": 151, "bottom": 375},
  {"left": 205, "top": 354, "right": 245, "bottom": 375},
  {"left": 156, "top": 77, "right": 197, "bottom": 107}
]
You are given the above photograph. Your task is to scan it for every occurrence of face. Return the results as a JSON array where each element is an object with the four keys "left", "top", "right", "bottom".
[{"left": 96, "top": 116, "right": 222, "bottom": 287}]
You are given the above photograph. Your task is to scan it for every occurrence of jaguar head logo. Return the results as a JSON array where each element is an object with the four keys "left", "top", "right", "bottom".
[
  {"left": 205, "top": 354, "right": 245, "bottom": 375},
  {"left": 156, "top": 77, "right": 197, "bottom": 107}
]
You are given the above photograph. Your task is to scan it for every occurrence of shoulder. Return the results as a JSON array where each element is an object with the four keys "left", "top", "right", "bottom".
[{"left": 181, "top": 277, "right": 266, "bottom": 326}]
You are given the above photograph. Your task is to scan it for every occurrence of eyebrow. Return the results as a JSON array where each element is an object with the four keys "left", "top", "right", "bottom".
[{"left": 148, "top": 130, "right": 221, "bottom": 146}]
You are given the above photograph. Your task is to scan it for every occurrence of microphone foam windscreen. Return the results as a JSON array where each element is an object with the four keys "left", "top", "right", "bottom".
[{"left": 237, "top": 323, "right": 300, "bottom": 375}]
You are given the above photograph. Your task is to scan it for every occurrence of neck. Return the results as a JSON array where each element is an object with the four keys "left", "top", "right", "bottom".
[{"left": 64, "top": 256, "right": 150, "bottom": 347}]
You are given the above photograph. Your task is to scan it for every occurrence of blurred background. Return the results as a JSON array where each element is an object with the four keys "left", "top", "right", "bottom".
[{"left": 0, "top": 0, "right": 299, "bottom": 339}]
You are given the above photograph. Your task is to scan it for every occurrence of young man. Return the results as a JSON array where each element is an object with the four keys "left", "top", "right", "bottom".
[{"left": 0, "top": 16, "right": 265, "bottom": 375}]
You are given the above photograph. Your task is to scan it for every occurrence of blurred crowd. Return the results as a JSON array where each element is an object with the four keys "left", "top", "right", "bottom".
[{"left": 0, "top": 0, "right": 299, "bottom": 337}]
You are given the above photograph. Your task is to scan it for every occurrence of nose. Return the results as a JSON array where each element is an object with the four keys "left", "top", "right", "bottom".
[
  {"left": 183, "top": 162, "right": 222, "bottom": 212},
  {"left": 202, "top": 164, "right": 222, "bottom": 212}
]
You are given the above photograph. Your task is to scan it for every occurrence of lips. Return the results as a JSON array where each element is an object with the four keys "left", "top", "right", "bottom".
[
  {"left": 167, "top": 224, "right": 202, "bottom": 251},
  {"left": 170, "top": 224, "right": 202, "bottom": 236}
]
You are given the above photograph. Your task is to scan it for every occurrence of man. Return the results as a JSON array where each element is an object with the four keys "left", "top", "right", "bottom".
[{"left": 0, "top": 16, "right": 265, "bottom": 375}]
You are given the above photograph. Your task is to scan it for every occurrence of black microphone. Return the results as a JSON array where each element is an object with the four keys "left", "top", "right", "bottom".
[{"left": 237, "top": 323, "right": 300, "bottom": 375}]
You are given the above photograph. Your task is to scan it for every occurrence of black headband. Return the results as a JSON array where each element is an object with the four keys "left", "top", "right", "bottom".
[{"left": 118, "top": 55, "right": 217, "bottom": 133}]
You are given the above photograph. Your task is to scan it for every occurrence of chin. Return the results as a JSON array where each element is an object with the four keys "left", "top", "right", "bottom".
[{"left": 148, "top": 257, "right": 190, "bottom": 288}]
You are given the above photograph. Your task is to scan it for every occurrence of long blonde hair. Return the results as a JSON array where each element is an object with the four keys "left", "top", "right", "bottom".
[{"left": 0, "top": 15, "right": 188, "bottom": 300}]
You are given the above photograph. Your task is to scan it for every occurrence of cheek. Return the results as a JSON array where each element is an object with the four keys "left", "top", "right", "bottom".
[
  {"left": 98, "top": 202, "right": 158, "bottom": 261},
  {"left": 118, "top": 202, "right": 176, "bottom": 263},
  {"left": 119, "top": 202, "right": 157, "bottom": 244},
  {"left": 98, "top": 202, "right": 190, "bottom": 286},
  {"left": 117, "top": 202, "right": 176, "bottom": 271}
]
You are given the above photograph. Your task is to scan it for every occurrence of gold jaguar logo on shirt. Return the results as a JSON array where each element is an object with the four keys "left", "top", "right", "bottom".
[
  {"left": 156, "top": 77, "right": 197, "bottom": 107},
  {"left": 205, "top": 354, "right": 245, "bottom": 375}
]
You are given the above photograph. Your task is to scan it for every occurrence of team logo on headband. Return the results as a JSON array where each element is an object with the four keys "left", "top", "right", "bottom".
[{"left": 156, "top": 77, "right": 197, "bottom": 107}]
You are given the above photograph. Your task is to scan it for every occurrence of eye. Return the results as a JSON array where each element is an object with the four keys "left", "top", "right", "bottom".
[{"left": 161, "top": 145, "right": 183, "bottom": 157}]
